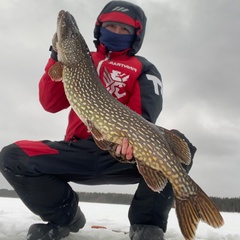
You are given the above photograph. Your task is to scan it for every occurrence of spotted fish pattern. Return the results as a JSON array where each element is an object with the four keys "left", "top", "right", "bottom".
[{"left": 49, "top": 10, "right": 224, "bottom": 240}]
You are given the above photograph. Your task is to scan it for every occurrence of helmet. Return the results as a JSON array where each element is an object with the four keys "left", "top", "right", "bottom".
[{"left": 94, "top": 1, "right": 147, "bottom": 55}]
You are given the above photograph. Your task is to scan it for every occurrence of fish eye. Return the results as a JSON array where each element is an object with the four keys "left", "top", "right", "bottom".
[{"left": 71, "top": 32, "right": 76, "bottom": 38}]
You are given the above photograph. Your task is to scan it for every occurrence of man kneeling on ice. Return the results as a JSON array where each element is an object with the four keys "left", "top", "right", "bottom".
[{"left": 0, "top": 1, "right": 197, "bottom": 240}]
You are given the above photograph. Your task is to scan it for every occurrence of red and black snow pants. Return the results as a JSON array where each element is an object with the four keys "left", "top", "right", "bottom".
[{"left": 0, "top": 134, "right": 196, "bottom": 232}]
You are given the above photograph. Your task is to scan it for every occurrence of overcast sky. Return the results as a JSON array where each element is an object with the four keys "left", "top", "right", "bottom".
[{"left": 0, "top": 0, "right": 239, "bottom": 198}]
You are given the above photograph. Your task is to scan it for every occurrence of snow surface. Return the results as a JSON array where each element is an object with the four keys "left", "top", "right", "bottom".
[{"left": 0, "top": 197, "right": 239, "bottom": 240}]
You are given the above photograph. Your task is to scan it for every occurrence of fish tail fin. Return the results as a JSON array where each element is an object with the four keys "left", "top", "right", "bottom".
[{"left": 174, "top": 184, "right": 224, "bottom": 240}]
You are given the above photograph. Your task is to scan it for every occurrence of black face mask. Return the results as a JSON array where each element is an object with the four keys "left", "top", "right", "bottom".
[{"left": 99, "top": 27, "right": 135, "bottom": 52}]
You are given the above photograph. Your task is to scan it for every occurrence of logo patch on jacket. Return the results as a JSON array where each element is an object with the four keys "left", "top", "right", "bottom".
[{"left": 103, "top": 67, "right": 129, "bottom": 99}]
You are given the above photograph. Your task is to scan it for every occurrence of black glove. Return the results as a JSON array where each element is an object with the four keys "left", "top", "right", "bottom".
[{"left": 49, "top": 32, "right": 58, "bottom": 61}]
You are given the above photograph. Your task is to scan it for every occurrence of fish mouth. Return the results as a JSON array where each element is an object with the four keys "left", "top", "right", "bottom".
[
  {"left": 56, "top": 10, "right": 80, "bottom": 65},
  {"left": 57, "top": 10, "right": 79, "bottom": 39}
]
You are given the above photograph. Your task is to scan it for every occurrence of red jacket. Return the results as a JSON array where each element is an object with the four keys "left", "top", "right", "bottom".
[{"left": 39, "top": 44, "right": 163, "bottom": 141}]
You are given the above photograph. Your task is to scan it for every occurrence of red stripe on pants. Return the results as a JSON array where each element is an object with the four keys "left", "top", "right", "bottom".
[{"left": 15, "top": 140, "right": 59, "bottom": 157}]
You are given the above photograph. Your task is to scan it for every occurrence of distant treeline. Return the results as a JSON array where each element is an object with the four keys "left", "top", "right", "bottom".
[
  {"left": 211, "top": 197, "right": 240, "bottom": 213},
  {"left": 0, "top": 189, "right": 239, "bottom": 213}
]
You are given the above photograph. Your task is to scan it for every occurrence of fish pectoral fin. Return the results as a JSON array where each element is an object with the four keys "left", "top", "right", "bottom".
[
  {"left": 85, "top": 120, "right": 109, "bottom": 150},
  {"left": 93, "top": 136, "right": 111, "bottom": 151},
  {"left": 86, "top": 120, "right": 103, "bottom": 141},
  {"left": 48, "top": 62, "right": 64, "bottom": 81},
  {"left": 157, "top": 126, "right": 191, "bottom": 165},
  {"left": 136, "top": 160, "right": 168, "bottom": 192},
  {"left": 87, "top": 120, "right": 131, "bottom": 163},
  {"left": 93, "top": 138, "right": 135, "bottom": 164},
  {"left": 86, "top": 119, "right": 115, "bottom": 151}
]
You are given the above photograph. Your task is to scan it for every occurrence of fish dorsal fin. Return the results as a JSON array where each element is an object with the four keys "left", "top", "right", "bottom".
[
  {"left": 157, "top": 126, "right": 191, "bottom": 165},
  {"left": 48, "top": 62, "right": 64, "bottom": 81},
  {"left": 136, "top": 160, "right": 168, "bottom": 192}
]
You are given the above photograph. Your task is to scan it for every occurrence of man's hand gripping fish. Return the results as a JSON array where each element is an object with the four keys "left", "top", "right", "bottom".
[{"left": 49, "top": 10, "right": 224, "bottom": 240}]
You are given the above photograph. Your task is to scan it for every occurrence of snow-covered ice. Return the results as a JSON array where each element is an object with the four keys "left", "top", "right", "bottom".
[{"left": 0, "top": 197, "right": 239, "bottom": 240}]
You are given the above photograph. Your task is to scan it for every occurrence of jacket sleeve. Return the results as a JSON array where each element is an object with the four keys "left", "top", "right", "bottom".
[
  {"left": 127, "top": 56, "right": 163, "bottom": 123},
  {"left": 39, "top": 58, "right": 70, "bottom": 113}
]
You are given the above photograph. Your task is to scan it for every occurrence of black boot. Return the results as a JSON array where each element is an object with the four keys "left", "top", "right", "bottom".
[
  {"left": 129, "top": 224, "right": 165, "bottom": 240},
  {"left": 27, "top": 207, "right": 86, "bottom": 240}
]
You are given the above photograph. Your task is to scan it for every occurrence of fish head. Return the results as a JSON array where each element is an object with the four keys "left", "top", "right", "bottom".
[{"left": 56, "top": 10, "right": 88, "bottom": 67}]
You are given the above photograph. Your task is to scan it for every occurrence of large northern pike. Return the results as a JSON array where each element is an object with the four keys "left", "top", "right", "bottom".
[{"left": 49, "top": 10, "right": 224, "bottom": 239}]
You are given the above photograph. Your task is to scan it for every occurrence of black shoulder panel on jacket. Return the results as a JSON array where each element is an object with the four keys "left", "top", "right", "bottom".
[{"left": 135, "top": 55, "right": 163, "bottom": 123}]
